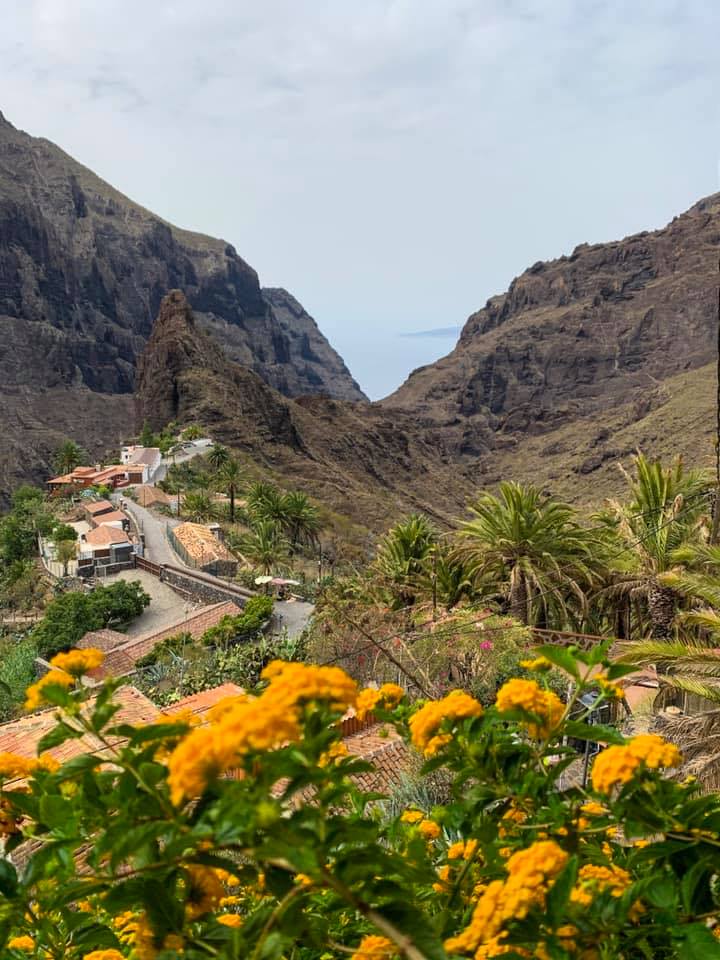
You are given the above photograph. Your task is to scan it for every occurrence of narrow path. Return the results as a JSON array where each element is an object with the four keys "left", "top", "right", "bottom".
[{"left": 119, "top": 498, "right": 182, "bottom": 567}]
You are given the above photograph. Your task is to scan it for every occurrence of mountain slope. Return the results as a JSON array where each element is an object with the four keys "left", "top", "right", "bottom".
[
  {"left": 386, "top": 193, "right": 720, "bottom": 468},
  {"left": 0, "top": 109, "right": 364, "bottom": 498},
  {"left": 136, "top": 291, "right": 473, "bottom": 532}
]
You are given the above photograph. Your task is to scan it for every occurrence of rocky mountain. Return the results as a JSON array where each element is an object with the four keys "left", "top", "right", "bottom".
[
  {"left": 0, "top": 109, "right": 364, "bottom": 497},
  {"left": 384, "top": 193, "right": 719, "bottom": 498},
  {"left": 136, "top": 291, "right": 473, "bottom": 533}
]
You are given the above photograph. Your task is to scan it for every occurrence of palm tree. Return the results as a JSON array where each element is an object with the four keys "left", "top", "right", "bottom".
[
  {"left": 240, "top": 520, "right": 289, "bottom": 576},
  {"left": 606, "top": 453, "right": 710, "bottom": 638},
  {"left": 181, "top": 491, "right": 217, "bottom": 522},
  {"left": 456, "top": 482, "right": 604, "bottom": 627},
  {"left": 617, "top": 545, "right": 720, "bottom": 705},
  {"left": 208, "top": 443, "right": 230, "bottom": 472},
  {"left": 53, "top": 439, "right": 86, "bottom": 475},
  {"left": 247, "top": 482, "right": 285, "bottom": 523},
  {"left": 280, "top": 491, "right": 321, "bottom": 551},
  {"left": 373, "top": 515, "right": 437, "bottom": 608},
  {"left": 420, "top": 547, "right": 476, "bottom": 612},
  {"left": 216, "top": 458, "right": 244, "bottom": 524}
]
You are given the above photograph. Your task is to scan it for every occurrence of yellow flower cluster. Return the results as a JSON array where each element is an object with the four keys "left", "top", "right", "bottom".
[
  {"left": 350, "top": 934, "right": 396, "bottom": 960},
  {"left": 319, "top": 741, "right": 349, "bottom": 767},
  {"left": 82, "top": 951, "right": 125, "bottom": 960},
  {"left": 495, "top": 679, "right": 564, "bottom": 739},
  {"left": 217, "top": 913, "right": 243, "bottom": 927},
  {"left": 519, "top": 656, "right": 551, "bottom": 671},
  {"left": 167, "top": 661, "right": 358, "bottom": 805},
  {"left": 409, "top": 690, "right": 483, "bottom": 757},
  {"left": 591, "top": 734, "right": 682, "bottom": 795},
  {"left": 24, "top": 670, "right": 75, "bottom": 711},
  {"left": 0, "top": 752, "right": 57, "bottom": 780},
  {"left": 570, "top": 863, "right": 631, "bottom": 907},
  {"left": 445, "top": 841, "right": 568, "bottom": 956},
  {"left": 594, "top": 672, "right": 623, "bottom": 700},
  {"left": 419, "top": 819, "right": 441, "bottom": 840},
  {"left": 448, "top": 839, "right": 479, "bottom": 861},
  {"left": 400, "top": 809, "right": 424, "bottom": 824},
  {"left": 185, "top": 865, "right": 226, "bottom": 919},
  {"left": 50, "top": 648, "right": 104, "bottom": 676},
  {"left": 8, "top": 936, "right": 34, "bottom": 951},
  {"left": 356, "top": 682, "right": 405, "bottom": 720}
]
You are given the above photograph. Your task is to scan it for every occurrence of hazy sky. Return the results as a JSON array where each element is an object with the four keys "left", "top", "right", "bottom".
[{"left": 2, "top": 1, "right": 720, "bottom": 399}]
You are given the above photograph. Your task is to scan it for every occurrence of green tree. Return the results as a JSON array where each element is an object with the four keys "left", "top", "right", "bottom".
[
  {"left": 281, "top": 490, "right": 321, "bottom": 551},
  {"left": 55, "top": 540, "right": 77, "bottom": 577},
  {"left": 53, "top": 438, "right": 86, "bottom": 474},
  {"left": 139, "top": 419, "right": 157, "bottom": 447},
  {"left": 31, "top": 580, "right": 150, "bottom": 658},
  {"left": 216, "top": 458, "right": 244, "bottom": 524},
  {"left": 208, "top": 442, "right": 230, "bottom": 472},
  {"left": 457, "top": 481, "right": 604, "bottom": 627},
  {"left": 373, "top": 514, "right": 437, "bottom": 608},
  {"left": 239, "top": 520, "right": 289, "bottom": 576},
  {"left": 51, "top": 523, "right": 78, "bottom": 546},
  {"left": 607, "top": 453, "right": 710, "bottom": 638},
  {"left": 181, "top": 491, "right": 217, "bottom": 522},
  {"left": 180, "top": 424, "right": 203, "bottom": 441}
]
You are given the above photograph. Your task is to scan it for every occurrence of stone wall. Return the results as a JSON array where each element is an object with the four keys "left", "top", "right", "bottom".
[{"left": 159, "top": 565, "right": 249, "bottom": 608}]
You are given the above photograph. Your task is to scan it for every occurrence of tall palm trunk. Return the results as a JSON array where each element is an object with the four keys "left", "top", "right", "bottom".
[
  {"left": 509, "top": 569, "right": 529, "bottom": 625},
  {"left": 648, "top": 579, "right": 679, "bottom": 639},
  {"left": 229, "top": 485, "right": 235, "bottom": 524}
]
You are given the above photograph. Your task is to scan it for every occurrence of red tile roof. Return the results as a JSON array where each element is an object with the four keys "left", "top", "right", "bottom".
[
  {"left": 84, "top": 526, "right": 131, "bottom": 546},
  {"left": 85, "top": 500, "right": 115, "bottom": 515},
  {"left": 94, "top": 510, "right": 129, "bottom": 527},
  {"left": 342, "top": 724, "right": 412, "bottom": 794},
  {"left": 0, "top": 686, "right": 160, "bottom": 765},
  {"left": 90, "top": 601, "right": 241, "bottom": 680},
  {"left": 164, "top": 683, "right": 245, "bottom": 719},
  {"left": 77, "top": 628, "right": 129, "bottom": 652}
]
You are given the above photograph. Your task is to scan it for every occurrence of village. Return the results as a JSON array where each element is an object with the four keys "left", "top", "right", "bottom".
[{"left": 0, "top": 428, "right": 417, "bottom": 844}]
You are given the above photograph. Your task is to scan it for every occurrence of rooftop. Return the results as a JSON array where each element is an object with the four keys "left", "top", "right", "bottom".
[
  {"left": 83, "top": 526, "right": 131, "bottom": 546},
  {"left": 164, "top": 683, "right": 245, "bottom": 719},
  {"left": 85, "top": 500, "right": 115, "bottom": 515},
  {"left": 128, "top": 447, "right": 161, "bottom": 466},
  {"left": 94, "top": 509, "right": 129, "bottom": 526},
  {"left": 0, "top": 685, "right": 160, "bottom": 765},
  {"left": 173, "top": 522, "right": 236, "bottom": 564},
  {"left": 77, "top": 628, "right": 129, "bottom": 652}
]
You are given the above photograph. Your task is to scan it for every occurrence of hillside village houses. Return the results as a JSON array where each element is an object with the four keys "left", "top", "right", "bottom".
[
  {"left": 39, "top": 497, "right": 140, "bottom": 577},
  {"left": 46, "top": 445, "right": 162, "bottom": 492}
]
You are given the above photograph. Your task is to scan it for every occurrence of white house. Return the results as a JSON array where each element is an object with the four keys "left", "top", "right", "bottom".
[{"left": 120, "top": 446, "right": 162, "bottom": 483}]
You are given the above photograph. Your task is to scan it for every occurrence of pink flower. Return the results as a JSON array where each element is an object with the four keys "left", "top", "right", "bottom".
[{"left": 480, "top": 641, "right": 493, "bottom": 651}]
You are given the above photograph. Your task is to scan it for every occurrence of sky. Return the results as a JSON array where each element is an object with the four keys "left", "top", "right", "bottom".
[{"left": 2, "top": 1, "right": 720, "bottom": 399}]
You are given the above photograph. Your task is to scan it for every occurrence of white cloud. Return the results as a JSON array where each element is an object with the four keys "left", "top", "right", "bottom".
[{"left": 2, "top": 0, "right": 720, "bottom": 397}]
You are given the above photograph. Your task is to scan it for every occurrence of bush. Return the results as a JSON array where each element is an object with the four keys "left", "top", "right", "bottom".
[
  {"left": 0, "top": 636, "right": 37, "bottom": 720},
  {"left": 31, "top": 580, "right": 150, "bottom": 658},
  {"left": 201, "top": 596, "right": 274, "bottom": 648},
  {"left": 3, "top": 642, "right": 720, "bottom": 957}
]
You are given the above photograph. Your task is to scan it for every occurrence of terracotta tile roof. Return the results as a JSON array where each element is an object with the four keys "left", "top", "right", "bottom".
[
  {"left": 0, "top": 686, "right": 160, "bottom": 764},
  {"left": 85, "top": 500, "right": 115, "bottom": 515},
  {"left": 94, "top": 510, "right": 129, "bottom": 526},
  {"left": 164, "top": 683, "right": 245, "bottom": 719},
  {"left": 343, "top": 724, "right": 412, "bottom": 794},
  {"left": 84, "top": 526, "right": 131, "bottom": 546},
  {"left": 134, "top": 485, "right": 172, "bottom": 506},
  {"left": 128, "top": 448, "right": 161, "bottom": 466},
  {"left": 173, "top": 523, "right": 236, "bottom": 564},
  {"left": 89, "top": 601, "right": 240, "bottom": 680},
  {"left": 77, "top": 628, "right": 129, "bottom": 652}
]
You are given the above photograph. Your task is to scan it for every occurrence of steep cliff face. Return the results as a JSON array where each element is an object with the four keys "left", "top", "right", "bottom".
[
  {"left": 0, "top": 110, "right": 364, "bottom": 498},
  {"left": 136, "top": 292, "right": 473, "bottom": 530},
  {"left": 386, "top": 194, "right": 720, "bottom": 460}
]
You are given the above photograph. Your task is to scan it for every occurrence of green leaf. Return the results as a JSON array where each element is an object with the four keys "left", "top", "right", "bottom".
[
  {"left": 39, "top": 794, "right": 75, "bottom": 830},
  {"left": 678, "top": 924, "right": 720, "bottom": 959},
  {"left": 564, "top": 721, "right": 625, "bottom": 745},
  {"left": 534, "top": 645, "right": 580, "bottom": 679},
  {"left": 381, "top": 902, "right": 446, "bottom": 960},
  {"left": 681, "top": 860, "right": 712, "bottom": 914},
  {"left": 0, "top": 859, "right": 18, "bottom": 898},
  {"left": 645, "top": 875, "right": 677, "bottom": 909},
  {"left": 546, "top": 856, "right": 578, "bottom": 927},
  {"left": 37, "top": 719, "right": 84, "bottom": 753}
]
